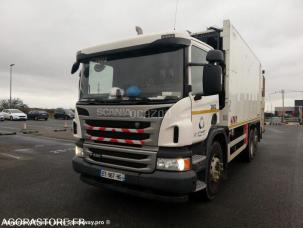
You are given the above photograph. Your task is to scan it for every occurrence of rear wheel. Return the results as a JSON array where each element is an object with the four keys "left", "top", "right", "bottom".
[
  {"left": 242, "top": 128, "right": 258, "bottom": 162},
  {"left": 202, "top": 141, "right": 224, "bottom": 200}
]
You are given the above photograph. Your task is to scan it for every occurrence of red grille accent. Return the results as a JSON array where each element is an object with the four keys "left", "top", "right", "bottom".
[
  {"left": 88, "top": 136, "right": 145, "bottom": 145},
  {"left": 85, "top": 124, "right": 145, "bottom": 133}
]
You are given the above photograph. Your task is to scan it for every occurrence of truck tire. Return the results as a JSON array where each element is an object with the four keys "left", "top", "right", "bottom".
[
  {"left": 242, "top": 128, "right": 257, "bottom": 162},
  {"left": 203, "top": 141, "right": 224, "bottom": 200}
]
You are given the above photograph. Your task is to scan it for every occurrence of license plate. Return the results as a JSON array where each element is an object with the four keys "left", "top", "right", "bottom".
[{"left": 100, "top": 169, "right": 125, "bottom": 182}]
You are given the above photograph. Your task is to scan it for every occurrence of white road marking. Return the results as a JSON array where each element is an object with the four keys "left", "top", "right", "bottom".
[
  {"left": 49, "top": 149, "right": 67, "bottom": 154},
  {"left": 15, "top": 148, "right": 31, "bottom": 152},
  {"left": 14, "top": 148, "right": 34, "bottom": 154},
  {"left": 0, "top": 153, "right": 22, "bottom": 160}
]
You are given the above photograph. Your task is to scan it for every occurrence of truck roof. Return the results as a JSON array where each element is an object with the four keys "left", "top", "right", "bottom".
[{"left": 78, "top": 31, "right": 212, "bottom": 56}]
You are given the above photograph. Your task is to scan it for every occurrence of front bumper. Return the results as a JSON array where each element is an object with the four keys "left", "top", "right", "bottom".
[
  {"left": 12, "top": 116, "right": 27, "bottom": 120},
  {"left": 73, "top": 156, "right": 197, "bottom": 196}
]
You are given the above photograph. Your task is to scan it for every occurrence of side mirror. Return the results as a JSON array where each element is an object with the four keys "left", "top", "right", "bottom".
[
  {"left": 206, "top": 50, "right": 224, "bottom": 64},
  {"left": 71, "top": 62, "right": 80, "bottom": 74},
  {"left": 203, "top": 64, "right": 222, "bottom": 96}
]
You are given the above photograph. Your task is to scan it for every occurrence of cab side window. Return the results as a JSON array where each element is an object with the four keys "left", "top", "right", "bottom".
[{"left": 191, "top": 46, "right": 207, "bottom": 95}]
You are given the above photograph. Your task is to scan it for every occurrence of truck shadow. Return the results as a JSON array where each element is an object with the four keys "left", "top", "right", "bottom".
[{"left": 79, "top": 156, "right": 258, "bottom": 227}]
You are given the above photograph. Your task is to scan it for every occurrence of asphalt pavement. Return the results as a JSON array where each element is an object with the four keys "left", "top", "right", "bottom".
[
  {"left": 0, "top": 125, "right": 302, "bottom": 228},
  {"left": 0, "top": 118, "right": 74, "bottom": 140}
]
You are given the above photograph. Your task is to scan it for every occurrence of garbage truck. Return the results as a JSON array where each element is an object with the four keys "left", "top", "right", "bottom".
[{"left": 71, "top": 20, "right": 265, "bottom": 201}]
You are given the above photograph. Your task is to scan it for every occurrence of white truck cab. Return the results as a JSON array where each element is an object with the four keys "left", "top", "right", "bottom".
[{"left": 71, "top": 20, "right": 265, "bottom": 201}]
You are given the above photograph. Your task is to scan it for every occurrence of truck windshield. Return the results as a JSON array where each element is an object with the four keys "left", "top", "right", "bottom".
[{"left": 79, "top": 48, "right": 184, "bottom": 103}]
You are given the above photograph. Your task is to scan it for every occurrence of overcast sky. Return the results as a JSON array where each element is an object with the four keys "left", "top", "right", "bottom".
[{"left": 0, "top": 0, "right": 302, "bottom": 110}]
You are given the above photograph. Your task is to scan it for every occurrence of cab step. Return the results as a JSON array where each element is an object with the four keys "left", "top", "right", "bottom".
[{"left": 195, "top": 180, "right": 207, "bottom": 192}]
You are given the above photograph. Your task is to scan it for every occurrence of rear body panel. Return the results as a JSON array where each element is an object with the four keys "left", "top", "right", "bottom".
[{"left": 221, "top": 20, "right": 263, "bottom": 129}]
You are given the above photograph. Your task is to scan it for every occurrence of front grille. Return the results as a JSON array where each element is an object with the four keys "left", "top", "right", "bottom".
[
  {"left": 85, "top": 145, "right": 156, "bottom": 173},
  {"left": 90, "top": 148, "right": 148, "bottom": 159},
  {"left": 86, "top": 130, "right": 149, "bottom": 140},
  {"left": 85, "top": 120, "right": 152, "bottom": 146},
  {"left": 92, "top": 141, "right": 143, "bottom": 148},
  {"left": 85, "top": 120, "right": 150, "bottom": 129}
]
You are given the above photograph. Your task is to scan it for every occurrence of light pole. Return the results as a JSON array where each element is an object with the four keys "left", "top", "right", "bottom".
[
  {"left": 9, "top": 64, "right": 15, "bottom": 108},
  {"left": 281, "top": 89, "right": 285, "bottom": 123}
]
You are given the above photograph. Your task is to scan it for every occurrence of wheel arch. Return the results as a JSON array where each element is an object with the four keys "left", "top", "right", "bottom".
[
  {"left": 248, "top": 121, "right": 261, "bottom": 141},
  {"left": 206, "top": 126, "right": 229, "bottom": 168}
]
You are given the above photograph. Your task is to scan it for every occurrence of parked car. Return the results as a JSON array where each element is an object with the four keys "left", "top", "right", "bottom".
[
  {"left": 2, "top": 109, "right": 27, "bottom": 120},
  {"left": 28, "top": 110, "right": 49, "bottom": 120},
  {"left": 0, "top": 112, "right": 5, "bottom": 121},
  {"left": 54, "top": 108, "right": 75, "bottom": 120}
]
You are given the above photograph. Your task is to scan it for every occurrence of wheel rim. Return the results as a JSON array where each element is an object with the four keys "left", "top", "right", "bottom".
[
  {"left": 210, "top": 156, "right": 223, "bottom": 183},
  {"left": 254, "top": 132, "right": 258, "bottom": 146},
  {"left": 250, "top": 132, "right": 256, "bottom": 158}
]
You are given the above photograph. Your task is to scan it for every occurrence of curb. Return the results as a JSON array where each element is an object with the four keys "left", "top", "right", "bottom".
[
  {"left": 20, "top": 129, "right": 39, "bottom": 134},
  {"left": 54, "top": 128, "right": 67, "bottom": 132},
  {"left": 0, "top": 131, "right": 17, "bottom": 136}
]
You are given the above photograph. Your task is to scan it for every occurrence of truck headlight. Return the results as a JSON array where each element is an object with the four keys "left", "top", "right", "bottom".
[
  {"left": 75, "top": 146, "right": 84, "bottom": 157},
  {"left": 156, "top": 158, "right": 190, "bottom": 171}
]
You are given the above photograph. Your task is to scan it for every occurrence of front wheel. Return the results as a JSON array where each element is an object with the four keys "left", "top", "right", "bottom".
[
  {"left": 10, "top": 116, "right": 13, "bottom": 121},
  {"left": 202, "top": 141, "right": 224, "bottom": 200}
]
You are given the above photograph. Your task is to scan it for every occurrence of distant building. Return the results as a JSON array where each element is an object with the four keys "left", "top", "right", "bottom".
[
  {"left": 295, "top": 100, "right": 303, "bottom": 107},
  {"left": 274, "top": 100, "right": 303, "bottom": 118},
  {"left": 294, "top": 100, "right": 303, "bottom": 119},
  {"left": 275, "top": 107, "right": 295, "bottom": 117}
]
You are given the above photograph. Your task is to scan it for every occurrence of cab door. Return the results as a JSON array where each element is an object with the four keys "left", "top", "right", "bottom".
[{"left": 189, "top": 45, "right": 219, "bottom": 144}]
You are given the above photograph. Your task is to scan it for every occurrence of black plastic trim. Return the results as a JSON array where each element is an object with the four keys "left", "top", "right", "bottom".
[
  {"left": 205, "top": 126, "right": 229, "bottom": 153},
  {"left": 183, "top": 46, "right": 190, "bottom": 95},
  {"left": 157, "top": 146, "right": 192, "bottom": 158},
  {"left": 75, "top": 138, "right": 84, "bottom": 148},
  {"left": 73, "top": 156, "right": 197, "bottom": 195}
]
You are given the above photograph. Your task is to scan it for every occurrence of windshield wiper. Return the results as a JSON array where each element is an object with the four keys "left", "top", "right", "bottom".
[{"left": 78, "top": 98, "right": 117, "bottom": 105}]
